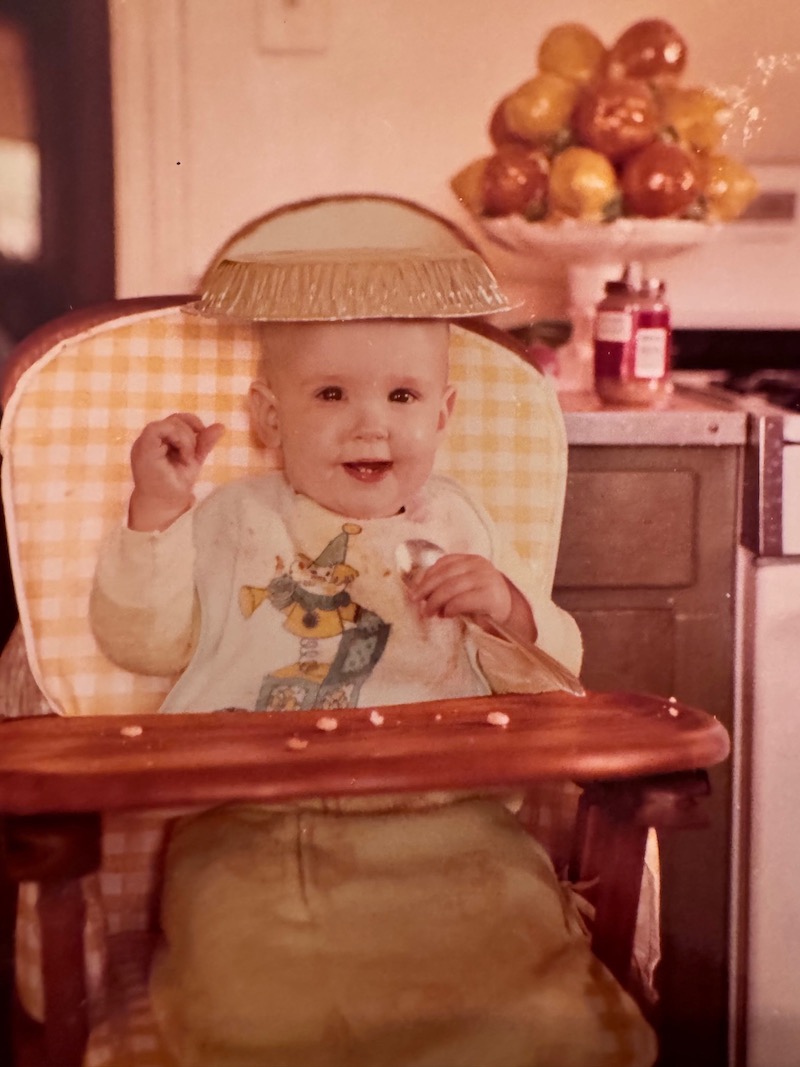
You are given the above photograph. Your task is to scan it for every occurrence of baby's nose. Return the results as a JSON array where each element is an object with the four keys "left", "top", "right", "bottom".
[{"left": 352, "top": 401, "right": 388, "bottom": 439}]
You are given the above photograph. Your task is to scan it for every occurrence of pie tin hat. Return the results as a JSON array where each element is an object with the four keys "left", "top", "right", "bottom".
[{"left": 187, "top": 195, "right": 511, "bottom": 322}]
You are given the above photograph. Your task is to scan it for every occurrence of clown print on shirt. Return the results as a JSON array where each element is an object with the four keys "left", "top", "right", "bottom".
[{"left": 239, "top": 523, "right": 391, "bottom": 711}]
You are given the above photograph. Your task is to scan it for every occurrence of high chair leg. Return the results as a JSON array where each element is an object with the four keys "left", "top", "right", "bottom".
[
  {"left": 1, "top": 859, "right": 15, "bottom": 1066},
  {"left": 38, "top": 877, "right": 91, "bottom": 1067},
  {"left": 573, "top": 794, "right": 649, "bottom": 988},
  {"left": 4, "top": 813, "right": 101, "bottom": 1067},
  {"left": 572, "top": 771, "right": 712, "bottom": 993}
]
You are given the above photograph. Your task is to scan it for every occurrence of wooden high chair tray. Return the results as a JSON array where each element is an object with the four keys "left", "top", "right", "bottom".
[{"left": 0, "top": 691, "right": 729, "bottom": 815}]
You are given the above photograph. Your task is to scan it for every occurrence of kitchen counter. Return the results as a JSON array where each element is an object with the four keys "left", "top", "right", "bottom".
[{"left": 558, "top": 385, "right": 747, "bottom": 446}]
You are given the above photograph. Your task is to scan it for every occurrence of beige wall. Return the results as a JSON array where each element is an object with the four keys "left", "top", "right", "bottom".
[{"left": 109, "top": 0, "right": 800, "bottom": 296}]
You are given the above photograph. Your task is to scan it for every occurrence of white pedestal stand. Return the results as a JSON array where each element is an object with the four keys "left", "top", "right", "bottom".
[{"left": 479, "top": 218, "right": 719, "bottom": 391}]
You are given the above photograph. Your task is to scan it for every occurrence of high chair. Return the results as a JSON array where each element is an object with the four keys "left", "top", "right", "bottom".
[{"left": 0, "top": 196, "right": 729, "bottom": 1067}]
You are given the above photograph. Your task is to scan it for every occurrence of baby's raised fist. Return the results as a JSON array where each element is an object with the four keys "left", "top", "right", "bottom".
[{"left": 128, "top": 413, "right": 225, "bottom": 532}]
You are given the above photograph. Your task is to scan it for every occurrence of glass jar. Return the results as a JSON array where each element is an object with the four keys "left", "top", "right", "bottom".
[{"left": 593, "top": 270, "right": 672, "bottom": 407}]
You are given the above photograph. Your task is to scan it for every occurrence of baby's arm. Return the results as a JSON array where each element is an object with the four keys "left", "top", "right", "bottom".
[
  {"left": 407, "top": 554, "right": 537, "bottom": 645},
  {"left": 129, "top": 413, "right": 225, "bottom": 531},
  {"left": 89, "top": 413, "right": 224, "bottom": 675},
  {"left": 90, "top": 516, "right": 200, "bottom": 675}
]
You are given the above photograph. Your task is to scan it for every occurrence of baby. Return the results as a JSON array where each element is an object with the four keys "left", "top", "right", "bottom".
[
  {"left": 90, "top": 296, "right": 654, "bottom": 1067},
  {"left": 92, "top": 317, "right": 580, "bottom": 713}
]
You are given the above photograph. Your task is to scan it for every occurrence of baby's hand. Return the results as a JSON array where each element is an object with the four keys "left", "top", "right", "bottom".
[
  {"left": 128, "top": 413, "right": 225, "bottom": 531},
  {"left": 407, "top": 554, "right": 513, "bottom": 626}
]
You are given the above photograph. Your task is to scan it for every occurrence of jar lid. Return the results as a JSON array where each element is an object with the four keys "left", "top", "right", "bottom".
[{"left": 604, "top": 279, "right": 632, "bottom": 295}]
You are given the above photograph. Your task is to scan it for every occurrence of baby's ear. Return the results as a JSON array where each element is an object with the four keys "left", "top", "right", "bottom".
[
  {"left": 438, "top": 383, "right": 457, "bottom": 433},
  {"left": 249, "top": 380, "right": 281, "bottom": 448}
]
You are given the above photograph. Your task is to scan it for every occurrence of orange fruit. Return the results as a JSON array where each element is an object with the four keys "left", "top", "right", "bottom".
[
  {"left": 659, "top": 86, "right": 730, "bottom": 153},
  {"left": 697, "top": 154, "right": 759, "bottom": 220},
  {"left": 573, "top": 77, "right": 659, "bottom": 162},
  {"left": 450, "top": 157, "right": 490, "bottom": 215},
  {"left": 537, "top": 23, "right": 606, "bottom": 85},
  {"left": 488, "top": 95, "right": 533, "bottom": 148},
  {"left": 502, "top": 73, "right": 579, "bottom": 145},
  {"left": 621, "top": 141, "right": 699, "bottom": 217},
  {"left": 481, "top": 145, "right": 550, "bottom": 218},
  {"left": 549, "top": 147, "right": 620, "bottom": 220},
  {"left": 607, "top": 19, "right": 688, "bottom": 84}
]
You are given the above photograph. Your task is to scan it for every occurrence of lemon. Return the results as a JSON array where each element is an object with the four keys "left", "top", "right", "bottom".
[
  {"left": 502, "top": 73, "right": 579, "bottom": 145},
  {"left": 489, "top": 95, "right": 531, "bottom": 147},
  {"left": 537, "top": 23, "right": 606, "bottom": 85},
  {"left": 549, "top": 147, "right": 620, "bottom": 220},
  {"left": 697, "top": 154, "right": 759, "bottom": 220},
  {"left": 450, "top": 157, "right": 489, "bottom": 215},
  {"left": 659, "top": 86, "right": 730, "bottom": 153}
]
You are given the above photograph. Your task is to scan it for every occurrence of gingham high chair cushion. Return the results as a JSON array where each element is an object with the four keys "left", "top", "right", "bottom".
[
  {"left": 0, "top": 305, "right": 570, "bottom": 1067},
  {"left": 0, "top": 307, "right": 567, "bottom": 719}
]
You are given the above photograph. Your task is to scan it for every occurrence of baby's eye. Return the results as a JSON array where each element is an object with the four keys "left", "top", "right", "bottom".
[
  {"left": 316, "top": 386, "right": 343, "bottom": 401},
  {"left": 388, "top": 388, "right": 419, "bottom": 404}
]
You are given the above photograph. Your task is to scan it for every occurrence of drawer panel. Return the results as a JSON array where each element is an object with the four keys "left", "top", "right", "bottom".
[
  {"left": 555, "top": 470, "right": 697, "bottom": 589},
  {"left": 569, "top": 608, "right": 675, "bottom": 695}
]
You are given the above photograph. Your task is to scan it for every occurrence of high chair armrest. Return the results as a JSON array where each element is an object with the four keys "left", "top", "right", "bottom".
[{"left": 0, "top": 692, "right": 729, "bottom": 816}]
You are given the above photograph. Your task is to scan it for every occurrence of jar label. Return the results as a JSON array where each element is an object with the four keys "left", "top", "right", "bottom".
[
  {"left": 634, "top": 328, "right": 668, "bottom": 379},
  {"left": 595, "top": 311, "right": 632, "bottom": 343}
]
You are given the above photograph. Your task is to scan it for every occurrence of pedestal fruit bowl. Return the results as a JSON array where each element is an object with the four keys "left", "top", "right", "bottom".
[{"left": 450, "top": 18, "right": 758, "bottom": 389}]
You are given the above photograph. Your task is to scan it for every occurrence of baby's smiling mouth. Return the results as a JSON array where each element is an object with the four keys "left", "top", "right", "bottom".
[{"left": 343, "top": 460, "right": 393, "bottom": 482}]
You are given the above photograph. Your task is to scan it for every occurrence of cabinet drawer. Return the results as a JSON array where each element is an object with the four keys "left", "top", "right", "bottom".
[
  {"left": 570, "top": 607, "right": 676, "bottom": 693},
  {"left": 555, "top": 469, "right": 696, "bottom": 589}
]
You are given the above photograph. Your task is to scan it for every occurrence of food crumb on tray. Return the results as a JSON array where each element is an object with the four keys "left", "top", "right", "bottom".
[
  {"left": 486, "top": 711, "right": 510, "bottom": 727},
  {"left": 315, "top": 716, "right": 338, "bottom": 732}
]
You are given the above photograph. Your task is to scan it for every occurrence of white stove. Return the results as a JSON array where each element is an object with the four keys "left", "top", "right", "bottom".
[
  {"left": 675, "top": 368, "right": 800, "bottom": 423},
  {"left": 675, "top": 368, "right": 800, "bottom": 1067},
  {"left": 676, "top": 370, "right": 800, "bottom": 557}
]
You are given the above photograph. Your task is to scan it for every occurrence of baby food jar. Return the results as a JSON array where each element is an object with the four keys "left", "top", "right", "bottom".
[{"left": 593, "top": 269, "right": 672, "bottom": 408}]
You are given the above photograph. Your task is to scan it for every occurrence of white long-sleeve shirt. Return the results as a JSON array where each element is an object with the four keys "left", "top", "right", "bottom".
[{"left": 90, "top": 472, "right": 582, "bottom": 713}]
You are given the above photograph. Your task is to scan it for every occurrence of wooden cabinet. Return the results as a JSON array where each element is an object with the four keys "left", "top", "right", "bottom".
[{"left": 554, "top": 444, "right": 741, "bottom": 1067}]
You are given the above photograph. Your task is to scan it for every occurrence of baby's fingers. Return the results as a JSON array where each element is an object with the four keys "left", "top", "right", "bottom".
[
  {"left": 417, "top": 578, "right": 486, "bottom": 620},
  {"left": 411, "top": 555, "right": 511, "bottom": 622},
  {"left": 166, "top": 414, "right": 225, "bottom": 465},
  {"left": 142, "top": 414, "right": 220, "bottom": 467},
  {"left": 409, "top": 555, "right": 483, "bottom": 603},
  {"left": 158, "top": 413, "right": 210, "bottom": 465},
  {"left": 195, "top": 422, "right": 226, "bottom": 463},
  {"left": 134, "top": 415, "right": 192, "bottom": 460}
]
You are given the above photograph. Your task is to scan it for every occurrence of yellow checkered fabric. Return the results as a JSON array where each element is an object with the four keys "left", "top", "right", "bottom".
[
  {"left": 0, "top": 307, "right": 570, "bottom": 1067},
  {"left": 1, "top": 310, "right": 566, "bottom": 720}
]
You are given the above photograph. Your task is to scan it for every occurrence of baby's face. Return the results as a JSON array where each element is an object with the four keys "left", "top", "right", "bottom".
[{"left": 256, "top": 320, "right": 455, "bottom": 519}]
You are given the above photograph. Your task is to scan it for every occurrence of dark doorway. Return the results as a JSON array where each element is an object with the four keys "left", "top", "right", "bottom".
[
  {"left": 0, "top": 0, "right": 115, "bottom": 339},
  {"left": 0, "top": 3, "right": 114, "bottom": 1054},
  {"left": 0, "top": 0, "right": 115, "bottom": 650}
]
